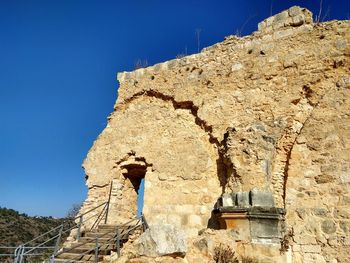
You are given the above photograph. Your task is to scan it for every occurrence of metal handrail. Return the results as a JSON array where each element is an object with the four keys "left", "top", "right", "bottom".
[
  {"left": 61, "top": 215, "right": 146, "bottom": 263},
  {"left": 90, "top": 202, "right": 108, "bottom": 230},
  {"left": 10, "top": 201, "right": 107, "bottom": 253},
  {"left": 0, "top": 246, "right": 56, "bottom": 257},
  {"left": 20, "top": 224, "right": 64, "bottom": 248},
  {"left": 0, "top": 182, "right": 116, "bottom": 263},
  {"left": 9, "top": 182, "right": 114, "bottom": 263},
  {"left": 76, "top": 201, "right": 108, "bottom": 220},
  {"left": 18, "top": 202, "right": 107, "bottom": 258},
  {"left": 105, "top": 181, "right": 113, "bottom": 224},
  {"left": 54, "top": 216, "right": 142, "bottom": 257}
]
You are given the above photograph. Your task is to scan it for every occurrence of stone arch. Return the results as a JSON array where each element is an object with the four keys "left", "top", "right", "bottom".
[
  {"left": 97, "top": 94, "right": 223, "bottom": 233},
  {"left": 116, "top": 89, "right": 229, "bottom": 192}
]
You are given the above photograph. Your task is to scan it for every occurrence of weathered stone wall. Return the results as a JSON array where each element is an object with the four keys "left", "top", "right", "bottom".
[
  {"left": 82, "top": 96, "right": 222, "bottom": 235},
  {"left": 79, "top": 6, "right": 349, "bottom": 262}
]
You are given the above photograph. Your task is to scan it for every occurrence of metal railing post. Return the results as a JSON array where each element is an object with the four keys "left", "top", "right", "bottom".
[
  {"left": 19, "top": 245, "right": 25, "bottom": 263},
  {"left": 53, "top": 224, "right": 63, "bottom": 255},
  {"left": 104, "top": 181, "right": 113, "bottom": 224},
  {"left": 94, "top": 238, "right": 99, "bottom": 263},
  {"left": 77, "top": 215, "right": 83, "bottom": 241},
  {"left": 14, "top": 245, "right": 21, "bottom": 263},
  {"left": 115, "top": 227, "right": 121, "bottom": 257},
  {"left": 3, "top": 201, "right": 116, "bottom": 263}
]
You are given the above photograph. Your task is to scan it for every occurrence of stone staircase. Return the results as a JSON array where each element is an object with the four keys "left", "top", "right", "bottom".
[
  {"left": 53, "top": 224, "right": 134, "bottom": 263},
  {"left": 7, "top": 184, "right": 148, "bottom": 263}
]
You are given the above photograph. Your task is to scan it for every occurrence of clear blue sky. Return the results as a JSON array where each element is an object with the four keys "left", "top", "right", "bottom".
[{"left": 0, "top": 0, "right": 349, "bottom": 218}]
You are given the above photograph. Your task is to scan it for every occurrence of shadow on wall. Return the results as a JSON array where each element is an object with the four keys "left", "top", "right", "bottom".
[{"left": 207, "top": 208, "right": 221, "bottom": 229}]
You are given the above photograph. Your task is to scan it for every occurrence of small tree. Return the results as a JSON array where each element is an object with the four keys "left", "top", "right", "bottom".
[{"left": 66, "top": 203, "right": 82, "bottom": 218}]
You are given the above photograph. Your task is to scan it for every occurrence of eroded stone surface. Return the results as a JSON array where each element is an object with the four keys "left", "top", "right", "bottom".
[
  {"left": 137, "top": 224, "right": 187, "bottom": 257},
  {"left": 75, "top": 6, "right": 350, "bottom": 263}
]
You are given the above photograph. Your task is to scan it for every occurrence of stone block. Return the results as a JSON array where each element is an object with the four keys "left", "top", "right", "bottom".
[
  {"left": 292, "top": 244, "right": 301, "bottom": 252},
  {"left": 288, "top": 6, "right": 303, "bottom": 17},
  {"left": 187, "top": 214, "right": 203, "bottom": 227},
  {"left": 262, "top": 34, "right": 273, "bottom": 42},
  {"left": 273, "top": 28, "right": 294, "bottom": 39},
  {"left": 217, "top": 212, "right": 250, "bottom": 240},
  {"left": 303, "top": 253, "right": 326, "bottom": 263},
  {"left": 333, "top": 207, "right": 350, "bottom": 219},
  {"left": 336, "top": 76, "right": 350, "bottom": 89},
  {"left": 340, "top": 173, "right": 350, "bottom": 184},
  {"left": 236, "top": 191, "right": 250, "bottom": 207},
  {"left": 313, "top": 208, "right": 328, "bottom": 217},
  {"left": 258, "top": 21, "right": 266, "bottom": 31},
  {"left": 301, "top": 244, "right": 322, "bottom": 253},
  {"left": 151, "top": 213, "right": 167, "bottom": 224},
  {"left": 231, "top": 63, "right": 243, "bottom": 71},
  {"left": 167, "top": 214, "right": 182, "bottom": 227},
  {"left": 265, "top": 16, "right": 275, "bottom": 27},
  {"left": 272, "top": 21, "right": 286, "bottom": 31},
  {"left": 294, "top": 24, "right": 313, "bottom": 33},
  {"left": 291, "top": 15, "right": 305, "bottom": 26},
  {"left": 339, "top": 221, "right": 350, "bottom": 234},
  {"left": 137, "top": 224, "right": 187, "bottom": 257},
  {"left": 221, "top": 193, "right": 234, "bottom": 207},
  {"left": 294, "top": 234, "right": 317, "bottom": 245},
  {"left": 199, "top": 205, "right": 208, "bottom": 215},
  {"left": 250, "top": 217, "right": 282, "bottom": 241},
  {"left": 174, "top": 204, "right": 194, "bottom": 214},
  {"left": 250, "top": 190, "right": 275, "bottom": 207},
  {"left": 194, "top": 237, "right": 215, "bottom": 254},
  {"left": 342, "top": 237, "right": 350, "bottom": 246},
  {"left": 321, "top": 220, "right": 337, "bottom": 234},
  {"left": 273, "top": 10, "right": 289, "bottom": 23},
  {"left": 335, "top": 39, "right": 348, "bottom": 50}
]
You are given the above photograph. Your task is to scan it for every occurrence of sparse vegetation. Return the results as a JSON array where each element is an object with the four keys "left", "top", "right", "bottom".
[
  {"left": 235, "top": 14, "right": 256, "bottom": 37},
  {"left": 134, "top": 59, "right": 148, "bottom": 69},
  {"left": 195, "top": 28, "right": 202, "bottom": 53},
  {"left": 213, "top": 244, "right": 238, "bottom": 263},
  {"left": 176, "top": 53, "right": 186, "bottom": 59},
  {"left": 0, "top": 207, "right": 73, "bottom": 261},
  {"left": 66, "top": 202, "right": 82, "bottom": 218},
  {"left": 280, "top": 228, "right": 294, "bottom": 253}
]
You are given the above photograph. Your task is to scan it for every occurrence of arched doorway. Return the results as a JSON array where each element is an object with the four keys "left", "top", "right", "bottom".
[{"left": 120, "top": 157, "right": 148, "bottom": 217}]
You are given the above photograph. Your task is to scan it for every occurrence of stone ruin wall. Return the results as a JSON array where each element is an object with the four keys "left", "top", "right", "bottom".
[{"left": 79, "top": 7, "right": 349, "bottom": 263}]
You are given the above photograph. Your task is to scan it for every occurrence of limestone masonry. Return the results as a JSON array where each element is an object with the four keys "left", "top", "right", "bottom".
[{"left": 76, "top": 6, "right": 349, "bottom": 263}]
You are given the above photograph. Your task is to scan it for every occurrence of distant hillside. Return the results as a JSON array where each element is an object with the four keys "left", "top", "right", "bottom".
[{"left": 0, "top": 207, "right": 73, "bottom": 260}]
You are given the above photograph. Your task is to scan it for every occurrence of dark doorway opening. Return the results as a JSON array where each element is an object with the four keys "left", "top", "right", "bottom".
[{"left": 122, "top": 163, "right": 146, "bottom": 217}]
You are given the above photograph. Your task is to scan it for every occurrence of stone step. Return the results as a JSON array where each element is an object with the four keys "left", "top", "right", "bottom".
[
  {"left": 53, "top": 221, "right": 141, "bottom": 262},
  {"left": 54, "top": 259, "right": 90, "bottom": 263},
  {"left": 91, "top": 228, "right": 127, "bottom": 235},
  {"left": 79, "top": 236, "right": 126, "bottom": 244},
  {"left": 97, "top": 224, "right": 136, "bottom": 231},
  {"left": 85, "top": 231, "right": 116, "bottom": 238},
  {"left": 84, "top": 231, "right": 130, "bottom": 240},
  {"left": 55, "top": 252, "right": 104, "bottom": 262},
  {"left": 54, "top": 259, "right": 95, "bottom": 263},
  {"left": 63, "top": 243, "right": 116, "bottom": 254},
  {"left": 97, "top": 224, "right": 118, "bottom": 230}
]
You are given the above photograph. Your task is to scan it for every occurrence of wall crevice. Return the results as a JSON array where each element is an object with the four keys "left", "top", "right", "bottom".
[
  {"left": 282, "top": 85, "right": 333, "bottom": 207},
  {"left": 88, "top": 183, "right": 109, "bottom": 190}
]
